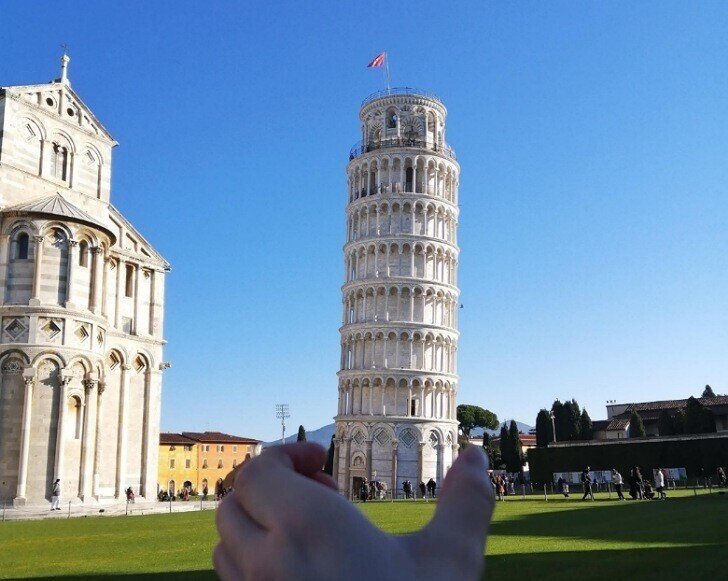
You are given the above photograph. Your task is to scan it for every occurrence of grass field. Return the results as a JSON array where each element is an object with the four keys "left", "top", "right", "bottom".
[{"left": 1, "top": 490, "right": 726, "bottom": 580}]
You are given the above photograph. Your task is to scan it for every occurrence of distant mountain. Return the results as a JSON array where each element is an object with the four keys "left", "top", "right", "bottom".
[
  {"left": 264, "top": 419, "right": 533, "bottom": 448},
  {"left": 471, "top": 420, "right": 533, "bottom": 437},
  {"left": 263, "top": 423, "right": 335, "bottom": 448}
]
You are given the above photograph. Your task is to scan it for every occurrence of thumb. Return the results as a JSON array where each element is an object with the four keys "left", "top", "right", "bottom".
[{"left": 422, "top": 446, "right": 495, "bottom": 555}]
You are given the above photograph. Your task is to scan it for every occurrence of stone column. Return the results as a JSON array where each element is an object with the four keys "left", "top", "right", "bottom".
[
  {"left": 65, "top": 240, "right": 77, "bottom": 308},
  {"left": 114, "top": 258, "right": 123, "bottom": 329},
  {"left": 141, "top": 369, "right": 160, "bottom": 498},
  {"left": 30, "top": 235, "right": 44, "bottom": 305},
  {"left": 417, "top": 442, "right": 425, "bottom": 488},
  {"left": 343, "top": 438, "right": 352, "bottom": 498},
  {"left": 437, "top": 443, "right": 446, "bottom": 484},
  {"left": 101, "top": 256, "right": 110, "bottom": 317},
  {"left": 90, "top": 247, "right": 104, "bottom": 314},
  {"left": 132, "top": 264, "right": 141, "bottom": 334},
  {"left": 54, "top": 372, "right": 74, "bottom": 487},
  {"left": 365, "top": 440, "right": 373, "bottom": 481},
  {"left": 92, "top": 381, "right": 105, "bottom": 497},
  {"left": 332, "top": 438, "right": 340, "bottom": 490},
  {"left": 115, "top": 364, "right": 131, "bottom": 498},
  {"left": 390, "top": 442, "right": 398, "bottom": 495},
  {"left": 14, "top": 370, "right": 36, "bottom": 505},
  {"left": 451, "top": 444, "right": 459, "bottom": 465},
  {"left": 79, "top": 377, "right": 98, "bottom": 500}
]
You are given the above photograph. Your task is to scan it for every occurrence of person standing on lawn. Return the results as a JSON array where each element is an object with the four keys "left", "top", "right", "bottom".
[
  {"left": 654, "top": 468, "right": 666, "bottom": 500},
  {"left": 581, "top": 467, "right": 594, "bottom": 501},
  {"left": 612, "top": 469, "right": 625, "bottom": 501},
  {"left": 50, "top": 479, "right": 61, "bottom": 511}
]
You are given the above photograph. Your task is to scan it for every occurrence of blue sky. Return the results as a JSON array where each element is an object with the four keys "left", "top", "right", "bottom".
[{"left": 2, "top": 2, "right": 728, "bottom": 440}]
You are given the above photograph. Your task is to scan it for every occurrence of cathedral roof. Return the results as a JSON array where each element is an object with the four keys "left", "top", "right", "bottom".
[{"left": 4, "top": 193, "right": 117, "bottom": 243}]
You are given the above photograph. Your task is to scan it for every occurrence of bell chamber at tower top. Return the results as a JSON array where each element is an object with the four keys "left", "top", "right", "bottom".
[{"left": 347, "top": 89, "right": 459, "bottom": 206}]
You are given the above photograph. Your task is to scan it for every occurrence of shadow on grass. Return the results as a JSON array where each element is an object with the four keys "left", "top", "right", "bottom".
[
  {"left": 490, "top": 494, "right": 728, "bottom": 545},
  {"left": 485, "top": 543, "right": 728, "bottom": 579}
]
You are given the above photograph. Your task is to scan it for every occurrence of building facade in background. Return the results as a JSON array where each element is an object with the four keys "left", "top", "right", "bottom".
[
  {"left": 158, "top": 431, "right": 261, "bottom": 495},
  {"left": 334, "top": 89, "right": 460, "bottom": 497},
  {"left": 0, "top": 56, "right": 169, "bottom": 506}
]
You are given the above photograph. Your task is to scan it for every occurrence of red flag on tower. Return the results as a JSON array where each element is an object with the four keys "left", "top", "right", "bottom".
[{"left": 367, "top": 52, "right": 386, "bottom": 68}]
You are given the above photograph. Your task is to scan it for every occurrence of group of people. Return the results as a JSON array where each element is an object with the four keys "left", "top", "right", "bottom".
[
  {"left": 566, "top": 466, "right": 668, "bottom": 501},
  {"left": 357, "top": 478, "right": 389, "bottom": 501},
  {"left": 359, "top": 477, "right": 438, "bottom": 501},
  {"left": 489, "top": 473, "right": 512, "bottom": 501}
]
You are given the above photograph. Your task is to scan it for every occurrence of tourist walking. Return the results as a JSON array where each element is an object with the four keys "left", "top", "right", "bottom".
[
  {"left": 630, "top": 466, "right": 643, "bottom": 500},
  {"left": 426, "top": 478, "right": 437, "bottom": 498},
  {"left": 612, "top": 469, "right": 625, "bottom": 501},
  {"left": 418, "top": 481, "right": 426, "bottom": 499},
  {"left": 202, "top": 484, "right": 209, "bottom": 501},
  {"left": 50, "top": 479, "right": 61, "bottom": 511},
  {"left": 495, "top": 475, "right": 505, "bottom": 501},
  {"left": 402, "top": 480, "right": 412, "bottom": 499},
  {"left": 654, "top": 468, "right": 666, "bottom": 500},
  {"left": 581, "top": 467, "right": 594, "bottom": 501},
  {"left": 717, "top": 467, "right": 726, "bottom": 488},
  {"left": 359, "top": 478, "right": 369, "bottom": 502}
]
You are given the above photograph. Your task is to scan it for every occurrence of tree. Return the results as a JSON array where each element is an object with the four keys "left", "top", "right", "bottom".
[
  {"left": 628, "top": 410, "right": 646, "bottom": 438},
  {"left": 702, "top": 385, "right": 717, "bottom": 398},
  {"left": 482, "top": 432, "right": 490, "bottom": 448},
  {"left": 579, "top": 409, "right": 593, "bottom": 440},
  {"left": 498, "top": 424, "right": 510, "bottom": 472},
  {"left": 684, "top": 396, "right": 716, "bottom": 434},
  {"left": 323, "top": 435, "right": 335, "bottom": 475},
  {"left": 296, "top": 425, "right": 307, "bottom": 442},
  {"left": 566, "top": 400, "right": 582, "bottom": 441},
  {"left": 456, "top": 404, "right": 498, "bottom": 437},
  {"left": 657, "top": 410, "right": 674, "bottom": 436},
  {"left": 507, "top": 420, "right": 524, "bottom": 472},
  {"left": 551, "top": 400, "right": 567, "bottom": 442},
  {"left": 535, "top": 409, "right": 553, "bottom": 447},
  {"left": 484, "top": 438, "right": 502, "bottom": 470}
]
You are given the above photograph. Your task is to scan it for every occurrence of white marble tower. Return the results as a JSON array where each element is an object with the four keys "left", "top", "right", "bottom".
[{"left": 334, "top": 88, "right": 460, "bottom": 498}]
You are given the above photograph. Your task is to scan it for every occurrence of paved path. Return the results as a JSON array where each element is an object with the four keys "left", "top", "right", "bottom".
[{"left": 1, "top": 499, "right": 220, "bottom": 521}]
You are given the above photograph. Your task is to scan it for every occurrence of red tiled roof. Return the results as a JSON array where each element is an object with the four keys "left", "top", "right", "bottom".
[
  {"left": 607, "top": 419, "right": 630, "bottom": 431},
  {"left": 591, "top": 420, "right": 610, "bottom": 431},
  {"left": 181, "top": 431, "right": 260, "bottom": 444},
  {"left": 160, "top": 433, "right": 196, "bottom": 445},
  {"left": 626, "top": 396, "right": 728, "bottom": 413}
]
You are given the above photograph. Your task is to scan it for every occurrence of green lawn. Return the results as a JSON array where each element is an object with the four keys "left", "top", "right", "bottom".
[{"left": 1, "top": 490, "right": 726, "bottom": 579}]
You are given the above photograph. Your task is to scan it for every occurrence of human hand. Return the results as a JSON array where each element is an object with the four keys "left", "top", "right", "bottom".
[{"left": 214, "top": 442, "right": 494, "bottom": 580}]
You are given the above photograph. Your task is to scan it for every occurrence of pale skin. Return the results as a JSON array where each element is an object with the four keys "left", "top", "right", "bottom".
[{"left": 214, "top": 442, "right": 495, "bottom": 581}]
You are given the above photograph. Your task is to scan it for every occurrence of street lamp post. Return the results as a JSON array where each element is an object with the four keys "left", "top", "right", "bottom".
[
  {"left": 549, "top": 411, "right": 557, "bottom": 444},
  {"left": 275, "top": 404, "right": 290, "bottom": 445}
]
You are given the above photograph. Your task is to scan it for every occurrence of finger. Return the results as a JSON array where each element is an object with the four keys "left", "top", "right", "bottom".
[
  {"left": 213, "top": 543, "right": 244, "bottom": 581},
  {"left": 215, "top": 495, "right": 266, "bottom": 568},
  {"left": 234, "top": 442, "right": 345, "bottom": 529},
  {"left": 423, "top": 446, "right": 494, "bottom": 554},
  {"left": 310, "top": 471, "right": 339, "bottom": 492}
]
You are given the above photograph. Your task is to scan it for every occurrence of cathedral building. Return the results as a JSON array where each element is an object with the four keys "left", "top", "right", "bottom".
[
  {"left": 0, "top": 56, "right": 169, "bottom": 506},
  {"left": 334, "top": 88, "right": 460, "bottom": 497}
]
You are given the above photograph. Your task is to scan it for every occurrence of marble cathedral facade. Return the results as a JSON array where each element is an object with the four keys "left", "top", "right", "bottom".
[{"left": 0, "top": 56, "right": 169, "bottom": 506}]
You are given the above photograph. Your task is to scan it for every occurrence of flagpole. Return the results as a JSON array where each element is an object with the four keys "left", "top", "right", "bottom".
[{"left": 384, "top": 52, "right": 391, "bottom": 94}]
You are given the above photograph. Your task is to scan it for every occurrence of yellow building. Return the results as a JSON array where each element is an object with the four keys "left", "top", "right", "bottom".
[
  {"left": 158, "top": 433, "right": 198, "bottom": 495},
  {"left": 158, "top": 431, "right": 261, "bottom": 496}
]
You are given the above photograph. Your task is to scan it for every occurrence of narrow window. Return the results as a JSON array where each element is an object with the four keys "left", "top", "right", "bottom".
[
  {"left": 202, "top": 459, "right": 208, "bottom": 469},
  {"left": 170, "top": 459, "right": 175, "bottom": 469},
  {"left": 233, "top": 459, "right": 238, "bottom": 469},
  {"left": 51, "top": 143, "right": 69, "bottom": 182},
  {"left": 79, "top": 240, "right": 89, "bottom": 267},
  {"left": 185, "top": 459, "right": 191, "bottom": 469},
  {"left": 405, "top": 167, "right": 414, "bottom": 192},
  {"left": 16, "top": 233, "right": 29, "bottom": 260},
  {"left": 125, "top": 264, "right": 134, "bottom": 297},
  {"left": 411, "top": 399, "right": 417, "bottom": 416},
  {"left": 386, "top": 108, "right": 397, "bottom": 129},
  {"left": 217, "top": 459, "right": 223, "bottom": 469},
  {"left": 232, "top": 445, "right": 238, "bottom": 453}
]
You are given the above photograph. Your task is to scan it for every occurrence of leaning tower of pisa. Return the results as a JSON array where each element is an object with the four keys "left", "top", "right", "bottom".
[{"left": 333, "top": 88, "right": 460, "bottom": 498}]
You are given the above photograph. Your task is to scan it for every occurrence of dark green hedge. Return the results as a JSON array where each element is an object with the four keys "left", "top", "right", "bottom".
[{"left": 527, "top": 435, "right": 728, "bottom": 484}]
